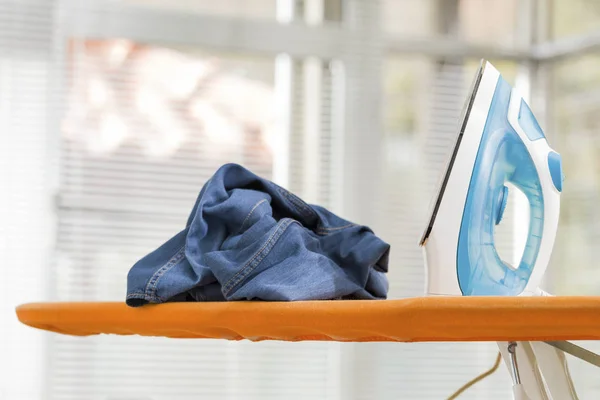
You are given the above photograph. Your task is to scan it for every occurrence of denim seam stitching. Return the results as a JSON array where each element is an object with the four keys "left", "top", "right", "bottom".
[
  {"left": 222, "top": 218, "right": 293, "bottom": 294},
  {"left": 275, "top": 186, "right": 316, "bottom": 219},
  {"left": 223, "top": 218, "right": 296, "bottom": 295},
  {"left": 126, "top": 292, "right": 167, "bottom": 302},
  {"left": 126, "top": 292, "right": 146, "bottom": 298},
  {"left": 144, "top": 246, "right": 186, "bottom": 302},
  {"left": 238, "top": 199, "right": 268, "bottom": 233},
  {"left": 316, "top": 223, "right": 356, "bottom": 233}
]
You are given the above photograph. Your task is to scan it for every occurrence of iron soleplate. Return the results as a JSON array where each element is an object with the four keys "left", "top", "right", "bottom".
[{"left": 419, "top": 59, "right": 487, "bottom": 246}]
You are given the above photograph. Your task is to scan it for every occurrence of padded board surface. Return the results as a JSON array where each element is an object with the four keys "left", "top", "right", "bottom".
[{"left": 15, "top": 297, "right": 600, "bottom": 342}]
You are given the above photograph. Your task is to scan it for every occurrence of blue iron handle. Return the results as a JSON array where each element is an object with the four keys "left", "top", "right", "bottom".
[{"left": 457, "top": 78, "right": 546, "bottom": 296}]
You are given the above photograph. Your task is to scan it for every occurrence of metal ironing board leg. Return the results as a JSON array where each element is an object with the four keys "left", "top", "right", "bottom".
[{"left": 497, "top": 340, "right": 590, "bottom": 400}]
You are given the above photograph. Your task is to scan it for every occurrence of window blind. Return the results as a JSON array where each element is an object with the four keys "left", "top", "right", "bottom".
[
  {"left": 0, "top": 1, "right": 56, "bottom": 399},
  {"left": 49, "top": 1, "right": 342, "bottom": 399},
  {"left": 352, "top": 57, "right": 513, "bottom": 400},
  {"left": 3, "top": 0, "right": 600, "bottom": 399},
  {"left": 548, "top": 52, "right": 600, "bottom": 398},
  {"left": 356, "top": 2, "right": 519, "bottom": 399}
]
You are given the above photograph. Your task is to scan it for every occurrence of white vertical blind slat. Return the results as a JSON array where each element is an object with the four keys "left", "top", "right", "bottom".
[{"left": 0, "top": 2, "right": 55, "bottom": 400}]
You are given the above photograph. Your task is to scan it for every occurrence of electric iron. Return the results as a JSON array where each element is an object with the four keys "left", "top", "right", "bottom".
[
  {"left": 418, "top": 60, "right": 595, "bottom": 400},
  {"left": 419, "top": 59, "right": 562, "bottom": 297}
]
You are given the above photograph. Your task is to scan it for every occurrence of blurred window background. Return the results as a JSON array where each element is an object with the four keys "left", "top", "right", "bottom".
[{"left": 2, "top": 0, "right": 600, "bottom": 399}]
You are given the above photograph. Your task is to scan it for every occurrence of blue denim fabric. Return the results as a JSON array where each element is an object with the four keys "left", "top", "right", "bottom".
[{"left": 126, "top": 163, "right": 390, "bottom": 306}]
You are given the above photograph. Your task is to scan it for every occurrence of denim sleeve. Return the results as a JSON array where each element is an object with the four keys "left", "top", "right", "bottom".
[
  {"left": 222, "top": 221, "right": 390, "bottom": 301},
  {"left": 126, "top": 227, "right": 224, "bottom": 306},
  {"left": 126, "top": 163, "right": 391, "bottom": 305},
  {"left": 126, "top": 229, "right": 190, "bottom": 306}
]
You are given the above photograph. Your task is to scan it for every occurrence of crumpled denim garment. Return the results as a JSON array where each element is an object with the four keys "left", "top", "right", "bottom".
[{"left": 126, "top": 163, "right": 390, "bottom": 306}]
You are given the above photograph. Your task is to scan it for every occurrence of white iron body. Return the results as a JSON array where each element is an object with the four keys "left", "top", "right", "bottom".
[
  {"left": 419, "top": 60, "right": 578, "bottom": 400},
  {"left": 421, "top": 62, "right": 561, "bottom": 298}
]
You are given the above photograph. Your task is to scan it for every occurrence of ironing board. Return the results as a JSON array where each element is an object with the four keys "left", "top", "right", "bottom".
[{"left": 16, "top": 296, "right": 600, "bottom": 342}]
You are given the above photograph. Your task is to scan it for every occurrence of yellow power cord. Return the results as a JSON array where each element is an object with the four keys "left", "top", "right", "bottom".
[{"left": 446, "top": 352, "right": 503, "bottom": 400}]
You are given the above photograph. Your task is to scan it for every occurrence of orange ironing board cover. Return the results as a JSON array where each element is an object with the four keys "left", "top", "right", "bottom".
[{"left": 15, "top": 297, "right": 600, "bottom": 342}]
